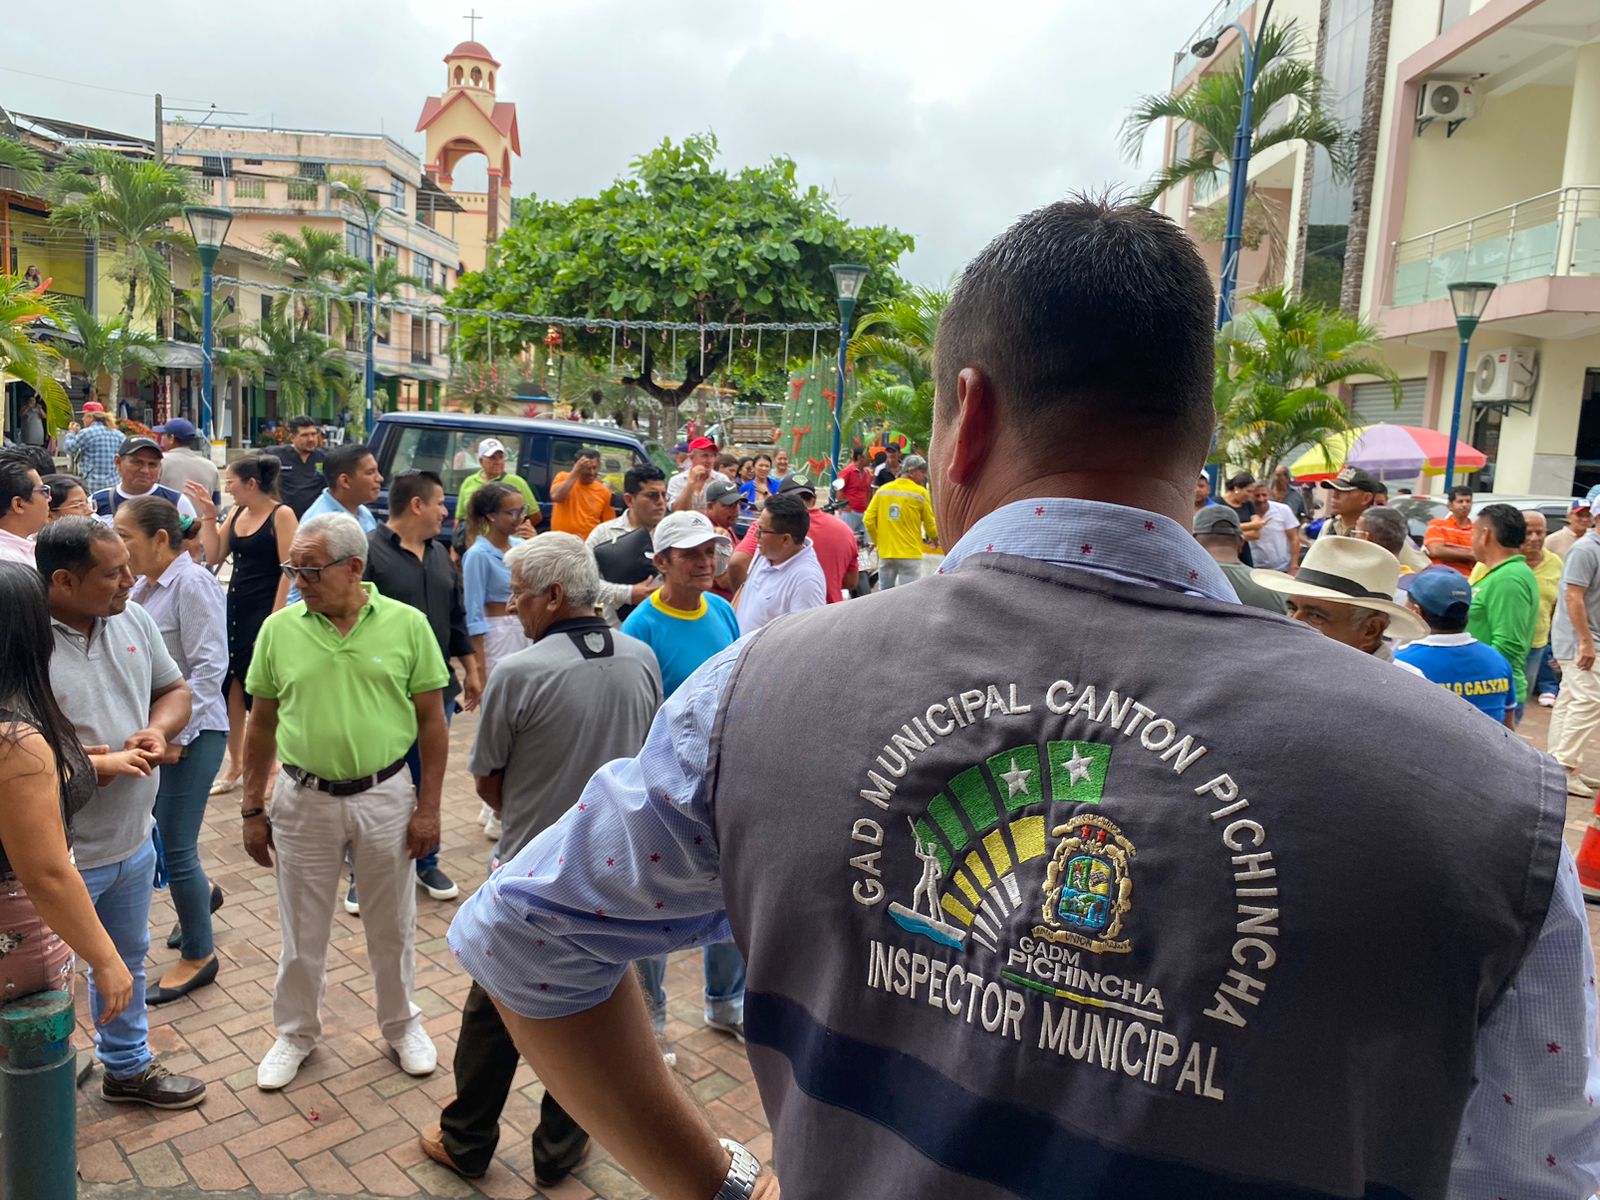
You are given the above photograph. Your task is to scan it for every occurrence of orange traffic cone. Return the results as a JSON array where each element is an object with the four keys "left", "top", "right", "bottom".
[{"left": 1578, "top": 787, "right": 1600, "bottom": 903}]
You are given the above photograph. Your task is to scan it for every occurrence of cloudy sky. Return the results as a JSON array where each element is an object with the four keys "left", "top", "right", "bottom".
[{"left": 6, "top": 0, "right": 1202, "bottom": 284}]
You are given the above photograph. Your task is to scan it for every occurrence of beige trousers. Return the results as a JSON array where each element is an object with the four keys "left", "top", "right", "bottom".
[
  {"left": 269, "top": 768, "right": 422, "bottom": 1051},
  {"left": 1547, "top": 658, "right": 1600, "bottom": 772}
]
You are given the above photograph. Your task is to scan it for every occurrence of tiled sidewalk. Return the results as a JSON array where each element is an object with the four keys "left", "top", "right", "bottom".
[
  {"left": 68, "top": 698, "right": 1600, "bottom": 1197},
  {"left": 72, "top": 714, "right": 766, "bottom": 1198}
]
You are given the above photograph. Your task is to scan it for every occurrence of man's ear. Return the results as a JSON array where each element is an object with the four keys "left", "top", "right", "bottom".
[{"left": 947, "top": 367, "right": 997, "bottom": 487}]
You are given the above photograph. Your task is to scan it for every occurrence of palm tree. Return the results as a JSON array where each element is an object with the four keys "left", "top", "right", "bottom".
[
  {"left": 1121, "top": 22, "right": 1352, "bottom": 281},
  {"left": 1213, "top": 286, "right": 1400, "bottom": 476},
  {"left": 263, "top": 226, "right": 362, "bottom": 334},
  {"left": 1339, "top": 0, "right": 1394, "bottom": 314},
  {"left": 0, "top": 135, "right": 46, "bottom": 198},
  {"left": 48, "top": 148, "right": 195, "bottom": 321},
  {"left": 843, "top": 285, "right": 948, "bottom": 451},
  {"left": 0, "top": 273, "right": 70, "bottom": 430},
  {"left": 254, "top": 313, "right": 356, "bottom": 420},
  {"left": 350, "top": 256, "right": 424, "bottom": 343},
  {"left": 57, "top": 301, "right": 159, "bottom": 412}
]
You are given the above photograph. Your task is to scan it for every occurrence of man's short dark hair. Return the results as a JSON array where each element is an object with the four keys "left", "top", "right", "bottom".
[
  {"left": 1448, "top": 485, "right": 1473, "bottom": 502},
  {"left": 934, "top": 197, "right": 1214, "bottom": 467},
  {"left": 624, "top": 464, "right": 666, "bottom": 495},
  {"left": 1421, "top": 605, "right": 1470, "bottom": 636},
  {"left": 1478, "top": 503, "right": 1526, "bottom": 549},
  {"left": 0, "top": 451, "right": 39, "bottom": 511},
  {"left": 324, "top": 442, "right": 374, "bottom": 491},
  {"left": 763, "top": 491, "right": 810, "bottom": 544},
  {"left": 287, "top": 415, "right": 318, "bottom": 434},
  {"left": 1226, "top": 472, "right": 1255, "bottom": 491},
  {"left": 1, "top": 444, "right": 52, "bottom": 477},
  {"left": 388, "top": 470, "right": 442, "bottom": 515},
  {"left": 36, "top": 516, "right": 119, "bottom": 581},
  {"left": 575, "top": 448, "right": 601, "bottom": 462}
]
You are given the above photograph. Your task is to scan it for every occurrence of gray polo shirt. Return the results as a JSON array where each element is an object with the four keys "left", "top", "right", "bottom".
[
  {"left": 1552, "top": 531, "right": 1600, "bottom": 661},
  {"left": 469, "top": 618, "right": 662, "bottom": 859},
  {"left": 50, "top": 603, "right": 182, "bottom": 870},
  {"left": 158, "top": 446, "right": 220, "bottom": 503}
]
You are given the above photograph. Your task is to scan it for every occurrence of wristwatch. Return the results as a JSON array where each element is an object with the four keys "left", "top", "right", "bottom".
[{"left": 713, "top": 1138, "right": 760, "bottom": 1200}]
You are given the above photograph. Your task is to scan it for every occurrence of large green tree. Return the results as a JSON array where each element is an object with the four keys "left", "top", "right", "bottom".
[
  {"left": 48, "top": 148, "right": 195, "bottom": 321},
  {"left": 452, "top": 133, "right": 913, "bottom": 410},
  {"left": 1213, "top": 287, "right": 1399, "bottom": 476},
  {"left": 0, "top": 273, "right": 70, "bottom": 430},
  {"left": 254, "top": 313, "right": 355, "bottom": 420},
  {"left": 58, "top": 301, "right": 159, "bottom": 411}
]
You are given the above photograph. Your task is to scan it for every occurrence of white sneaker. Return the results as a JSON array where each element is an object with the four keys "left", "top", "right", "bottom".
[
  {"left": 484, "top": 812, "right": 503, "bottom": 841},
  {"left": 1538, "top": 693, "right": 1556, "bottom": 707},
  {"left": 391, "top": 1028, "right": 437, "bottom": 1076},
  {"left": 257, "top": 1038, "right": 310, "bottom": 1090}
]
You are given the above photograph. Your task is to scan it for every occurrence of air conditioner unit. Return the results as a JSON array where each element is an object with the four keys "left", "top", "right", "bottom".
[
  {"left": 1473, "top": 347, "right": 1538, "bottom": 405},
  {"left": 1419, "top": 80, "right": 1478, "bottom": 122}
]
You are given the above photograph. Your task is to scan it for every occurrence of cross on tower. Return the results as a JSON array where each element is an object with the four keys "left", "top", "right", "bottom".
[{"left": 463, "top": 8, "right": 483, "bottom": 39}]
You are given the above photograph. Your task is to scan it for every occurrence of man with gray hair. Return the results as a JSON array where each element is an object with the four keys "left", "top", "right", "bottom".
[
  {"left": 422, "top": 532, "right": 660, "bottom": 1186},
  {"left": 1356, "top": 506, "right": 1413, "bottom": 603},
  {"left": 242, "top": 512, "right": 451, "bottom": 1091}
]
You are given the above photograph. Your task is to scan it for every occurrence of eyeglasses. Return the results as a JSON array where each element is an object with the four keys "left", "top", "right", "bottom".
[
  {"left": 32, "top": 485, "right": 51, "bottom": 500},
  {"left": 279, "top": 555, "right": 353, "bottom": 582},
  {"left": 497, "top": 507, "right": 527, "bottom": 520}
]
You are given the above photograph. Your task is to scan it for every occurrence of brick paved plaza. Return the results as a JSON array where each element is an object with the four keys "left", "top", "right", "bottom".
[{"left": 64, "top": 703, "right": 1600, "bottom": 1198}]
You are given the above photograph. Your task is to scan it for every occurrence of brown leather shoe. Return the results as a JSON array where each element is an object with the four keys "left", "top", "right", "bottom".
[
  {"left": 419, "top": 1123, "right": 484, "bottom": 1180},
  {"left": 101, "top": 1062, "right": 206, "bottom": 1110}
]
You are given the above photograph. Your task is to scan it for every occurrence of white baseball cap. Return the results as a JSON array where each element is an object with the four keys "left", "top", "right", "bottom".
[
  {"left": 649, "top": 510, "right": 732, "bottom": 557},
  {"left": 478, "top": 437, "right": 508, "bottom": 458}
]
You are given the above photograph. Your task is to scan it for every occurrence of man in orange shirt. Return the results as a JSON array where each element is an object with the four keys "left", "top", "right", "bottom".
[
  {"left": 549, "top": 449, "right": 615, "bottom": 540},
  {"left": 1425, "top": 486, "right": 1476, "bottom": 578}
]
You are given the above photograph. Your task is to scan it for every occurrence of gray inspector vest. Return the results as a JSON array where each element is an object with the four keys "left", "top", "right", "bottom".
[{"left": 707, "top": 553, "right": 1562, "bottom": 1200}]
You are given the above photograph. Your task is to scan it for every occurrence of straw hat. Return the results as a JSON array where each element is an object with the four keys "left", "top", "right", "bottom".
[{"left": 1251, "top": 537, "right": 1428, "bottom": 641}]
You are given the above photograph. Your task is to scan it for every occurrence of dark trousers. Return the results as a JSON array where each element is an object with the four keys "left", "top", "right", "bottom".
[{"left": 440, "top": 981, "right": 588, "bottom": 1178}]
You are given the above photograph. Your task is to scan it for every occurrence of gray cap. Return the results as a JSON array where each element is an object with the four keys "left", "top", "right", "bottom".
[
  {"left": 1193, "top": 505, "right": 1242, "bottom": 536},
  {"left": 703, "top": 478, "right": 741, "bottom": 506},
  {"left": 902, "top": 454, "right": 928, "bottom": 472}
]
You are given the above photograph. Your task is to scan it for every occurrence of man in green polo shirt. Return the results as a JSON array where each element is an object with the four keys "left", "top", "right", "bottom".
[
  {"left": 455, "top": 437, "right": 542, "bottom": 527},
  {"left": 242, "top": 511, "right": 450, "bottom": 1092},
  {"left": 1467, "top": 503, "right": 1540, "bottom": 711}
]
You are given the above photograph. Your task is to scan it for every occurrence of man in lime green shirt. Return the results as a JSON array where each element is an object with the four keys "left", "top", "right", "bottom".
[
  {"left": 1466, "top": 504, "right": 1540, "bottom": 709},
  {"left": 455, "top": 437, "right": 541, "bottom": 527},
  {"left": 864, "top": 454, "right": 938, "bottom": 589},
  {"left": 241, "top": 511, "right": 450, "bottom": 1092}
]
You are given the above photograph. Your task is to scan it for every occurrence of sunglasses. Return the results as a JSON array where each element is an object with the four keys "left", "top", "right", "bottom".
[{"left": 279, "top": 555, "right": 353, "bottom": 582}]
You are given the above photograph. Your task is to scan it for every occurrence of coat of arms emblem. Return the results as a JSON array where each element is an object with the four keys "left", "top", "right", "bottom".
[{"left": 1033, "top": 814, "right": 1135, "bottom": 955}]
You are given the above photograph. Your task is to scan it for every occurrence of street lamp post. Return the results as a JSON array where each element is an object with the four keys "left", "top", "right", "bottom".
[
  {"left": 829, "top": 263, "right": 869, "bottom": 476},
  {"left": 1191, "top": 0, "right": 1276, "bottom": 330},
  {"left": 183, "top": 205, "right": 233, "bottom": 441},
  {"left": 332, "top": 182, "right": 379, "bottom": 436},
  {"left": 1444, "top": 281, "right": 1496, "bottom": 489}
]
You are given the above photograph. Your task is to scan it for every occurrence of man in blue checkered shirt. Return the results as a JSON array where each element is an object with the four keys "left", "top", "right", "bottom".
[{"left": 62, "top": 406, "right": 123, "bottom": 495}]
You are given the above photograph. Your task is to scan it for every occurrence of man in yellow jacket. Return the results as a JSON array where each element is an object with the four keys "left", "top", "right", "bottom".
[{"left": 864, "top": 454, "right": 938, "bottom": 589}]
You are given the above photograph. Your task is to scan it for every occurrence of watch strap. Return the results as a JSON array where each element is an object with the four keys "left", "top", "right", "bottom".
[{"left": 713, "top": 1138, "right": 760, "bottom": 1200}]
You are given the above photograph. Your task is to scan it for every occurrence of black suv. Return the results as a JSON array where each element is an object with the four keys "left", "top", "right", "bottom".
[{"left": 368, "top": 412, "right": 655, "bottom": 538}]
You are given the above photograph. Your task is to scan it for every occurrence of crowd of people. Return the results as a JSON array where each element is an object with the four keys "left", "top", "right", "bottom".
[{"left": 0, "top": 197, "right": 1596, "bottom": 1199}]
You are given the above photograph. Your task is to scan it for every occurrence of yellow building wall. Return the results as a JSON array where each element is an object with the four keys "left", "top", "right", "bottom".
[{"left": 1397, "top": 84, "right": 1573, "bottom": 241}]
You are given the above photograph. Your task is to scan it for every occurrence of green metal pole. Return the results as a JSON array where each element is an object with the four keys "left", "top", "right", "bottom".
[{"left": 0, "top": 990, "right": 78, "bottom": 1198}]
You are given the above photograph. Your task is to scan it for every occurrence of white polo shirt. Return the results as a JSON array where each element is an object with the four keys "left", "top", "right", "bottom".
[{"left": 737, "top": 540, "right": 826, "bottom": 635}]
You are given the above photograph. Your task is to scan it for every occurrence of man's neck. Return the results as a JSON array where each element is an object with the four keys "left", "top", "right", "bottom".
[
  {"left": 1479, "top": 546, "right": 1519, "bottom": 569},
  {"left": 387, "top": 520, "right": 430, "bottom": 556},
  {"left": 1452, "top": 514, "right": 1472, "bottom": 528},
  {"left": 1525, "top": 548, "right": 1546, "bottom": 568},
  {"left": 0, "top": 516, "right": 36, "bottom": 541},
  {"left": 658, "top": 582, "right": 705, "bottom": 612},
  {"left": 1201, "top": 544, "right": 1241, "bottom": 566},
  {"left": 118, "top": 483, "right": 154, "bottom": 498},
  {"left": 945, "top": 465, "right": 1194, "bottom": 548},
  {"left": 313, "top": 589, "right": 370, "bottom": 633},
  {"left": 327, "top": 490, "right": 361, "bottom": 515},
  {"left": 50, "top": 606, "right": 97, "bottom": 640},
  {"left": 296, "top": 446, "right": 316, "bottom": 463},
  {"left": 534, "top": 606, "right": 597, "bottom": 641}
]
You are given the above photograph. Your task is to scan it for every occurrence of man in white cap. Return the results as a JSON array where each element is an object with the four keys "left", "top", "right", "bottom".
[
  {"left": 1251, "top": 536, "right": 1427, "bottom": 664},
  {"left": 455, "top": 438, "right": 541, "bottom": 529},
  {"left": 617, "top": 510, "right": 746, "bottom": 1044}
]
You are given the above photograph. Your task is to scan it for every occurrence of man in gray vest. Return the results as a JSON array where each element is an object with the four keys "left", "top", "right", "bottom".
[{"left": 446, "top": 200, "right": 1595, "bottom": 1200}]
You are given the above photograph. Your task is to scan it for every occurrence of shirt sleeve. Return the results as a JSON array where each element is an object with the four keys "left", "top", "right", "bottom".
[
  {"left": 467, "top": 666, "right": 519, "bottom": 777},
  {"left": 865, "top": 492, "right": 881, "bottom": 543},
  {"left": 405, "top": 610, "right": 451, "bottom": 694},
  {"left": 736, "top": 524, "right": 759, "bottom": 557},
  {"left": 446, "top": 641, "right": 742, "bottom": 1018},
  {"left": 463, "top": 548, "right": 491, "bottom": 637},
  {"left": 1448, "top": 844, "right": 1600, "bottom": 1196}
]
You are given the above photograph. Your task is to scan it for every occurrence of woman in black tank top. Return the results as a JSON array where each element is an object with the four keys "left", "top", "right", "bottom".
[
  {"left": 185, "top": 454, "right": 297, "bottom": 793},
  {"left": 0, "top": 563, "right": 131, "bottom": 1019}
]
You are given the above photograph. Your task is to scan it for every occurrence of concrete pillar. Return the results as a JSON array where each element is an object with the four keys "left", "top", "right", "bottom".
[{"left": 1555, "top": 42, "right": 1600, "bottom": 275}]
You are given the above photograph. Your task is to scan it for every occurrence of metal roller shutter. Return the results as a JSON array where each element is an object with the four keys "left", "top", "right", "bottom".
[{"left": 1350, "top": 378, "right": 1427, "bottom": 426}]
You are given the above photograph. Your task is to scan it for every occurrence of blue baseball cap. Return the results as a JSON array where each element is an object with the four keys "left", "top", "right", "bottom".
[
  {"left": 154, "top": 416, "right": 197, "bottom": 441},
  {"left": 1399, "top": 566, "right": 1472, "bottom": 621},
  {"left": 1585, "top": 484, "right": 1600, "bottom": 512}
]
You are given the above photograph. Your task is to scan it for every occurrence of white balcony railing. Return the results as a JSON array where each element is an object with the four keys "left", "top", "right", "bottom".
[{"left": 1390, "top": 186, "right": 1600, "bottom": 306}]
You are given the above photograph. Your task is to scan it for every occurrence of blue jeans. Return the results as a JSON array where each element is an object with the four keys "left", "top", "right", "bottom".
[
  {"left": 404, "top": 702, "right": 454, "bottom": 874},
  {"left": 636, "top": 942, "right": 746, "bottom": 1035},
  {"left": 1531, "top": 643, "right": 1560, "bottom": 698},
  {"left": 155, "top": 730, "right": 226, "bottom": 960},
  {"left": 78, "top": 836, "right": 157, "bottom": 1079}
]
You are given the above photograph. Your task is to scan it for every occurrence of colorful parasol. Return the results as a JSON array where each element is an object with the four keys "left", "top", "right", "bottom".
[{"left": 1287, "top": 423, "right": 1487, "bottom": 481}]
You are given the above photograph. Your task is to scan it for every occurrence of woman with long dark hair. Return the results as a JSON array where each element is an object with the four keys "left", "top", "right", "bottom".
[
  {"left": 44, "top": 473, "right": 92, "bottom": 522},
  {"left": 741, "top": 453, "right": 776, "bottom": 511},
  {"left": 0, "top": 563, "right": 131, "bottom": 1020},
  {"left": 117, "top": 498, "right": 228, "bottom": 1003},
  {"left": 183, "top": 455, "right": 296, "bottom": 795}
]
